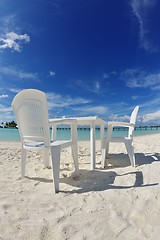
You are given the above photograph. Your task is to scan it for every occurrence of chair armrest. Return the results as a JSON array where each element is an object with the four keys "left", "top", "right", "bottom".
[
  {"left": 108, "top": 121, "right": 134, "bottom": 128},
  {"left": 49, "top": 118, "right": 77, "bottom": 142}
]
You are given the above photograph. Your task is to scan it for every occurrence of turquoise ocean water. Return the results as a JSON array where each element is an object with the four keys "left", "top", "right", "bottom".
[{"left": 0, "top": 127, "right": 160, "bottom": 142}]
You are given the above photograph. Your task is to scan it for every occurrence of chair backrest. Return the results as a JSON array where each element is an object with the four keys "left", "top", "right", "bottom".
[
  {"left": 130, "top": 106, "right": 139, "bottom": 125},
  {"left": 11, "top": 89, "right": 50, "bottom": 146},
  {"left": 128, "top": 106, "right": 139, "bottom": 138}
]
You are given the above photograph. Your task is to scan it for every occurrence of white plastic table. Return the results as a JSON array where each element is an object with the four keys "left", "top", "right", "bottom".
[{"left": 49, "top": 116, "right": 106, "bottom": 170}]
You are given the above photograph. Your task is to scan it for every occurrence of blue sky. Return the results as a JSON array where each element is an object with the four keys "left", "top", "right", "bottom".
[{"left": 1, "top": 0, "right": 160, "bottom": 125}]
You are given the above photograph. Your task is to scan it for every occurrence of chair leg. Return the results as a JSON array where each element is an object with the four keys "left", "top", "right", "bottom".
[
  {"left": 101, "top": 148, "right": 106, "bottom": 168},
  {"left": 43, "top": 149, "right": 50, "bottom": 168},
  {"left": 105, "top": 124, "right": 112, "bottom": 160},
  {"left": 101, "top": 140, "right": 110, "bottom": 168},
  {"left": 71, "top": 144, "right": 79, "bottom": 174},
  {"left": 105, "top": 139, "right": 110, "bottom": 158},
  {"left": 21, "top": 148, "right": 27, "bottom": 178},
  {"left": 50, "top": 146, "right": 61, "bottom": 193},
  {"left": 125, "top": 141, "right": 135, "bottom": 167}
]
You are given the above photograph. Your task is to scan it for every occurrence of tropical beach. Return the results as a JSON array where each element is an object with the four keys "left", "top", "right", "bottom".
[
  {"left": 0, "top": 133, "right": 160, "bottom": 240},
  {"left": 1, "top": 0, "right": 160, "bottom": 239}
]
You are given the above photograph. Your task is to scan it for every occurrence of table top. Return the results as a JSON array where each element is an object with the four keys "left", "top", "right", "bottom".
[
  {"left": 49, "top": 118, "right": 76, "bottom": 126},
  {"left": 49, "top": 116, "right": 106, "bottom": 126}
]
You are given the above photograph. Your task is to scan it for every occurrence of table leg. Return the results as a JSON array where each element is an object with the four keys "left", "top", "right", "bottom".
[
  {"left": 90, "top": 123, "right": 95, "bottom": 170},
  {"left": 106, "top": 124, "right": 112, "bottom": 156},
  {"left": 51, "top": 124, "right": 57, "bottom": 141},
  {"left": 100, "top": 124, "right": 106, "bottom": 167},
  {"left": 101, "top": 124, "right": 112, "bottom": 168},
  {"left": 71, "top": 122, "right": 79, "bottom": 172}
]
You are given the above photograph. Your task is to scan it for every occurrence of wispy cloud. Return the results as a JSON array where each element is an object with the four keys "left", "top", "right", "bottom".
[
  {"left": 46, "top": 0, "right": 61, "bottom": 9},
  {"left": 136, "top": 96, "right": 160, "bottom": 114},
  {"left": 0, "top": 66, "right": 37, "bottom": 80},
  {"left": 75, "top": 79, "right": 104, "bottom": 95},
  {"left": 121, "top": 68, "right": 160, "bottom": 89},
  {"left": 131, "top": 95, "right": 139, "bottom": 100},
  {"left": 0, "top": 14, "right": 17, "bottom": 33},
  {"left": 94, "top": 81, "right": 100, "bottom": 93},
  {"left": 73, "top": 71, "right": 116, "bottom": 95},
  {"left": 130, "top": 0, "right": 157, "bottom": 52},
  {"left": 47, "top": 92, "right": 90, "bottom": 110},
  {"left": 0, "top": 104, "right": 13, "bottom": 121},
  {"left": 0, "top": 103, "right": 12, "bottom": 121},
  {"left": 8, "top": 88, "right": 24, "bottom": 93},
  {"left": 0, "top": 104, "right": 12, "bottom": 113},
  {"left": 141, "top": 110, "right": 160, "bottom": 124},
  {"left": 0, "top": 31, "right": 30, "bottom": 52},
  {"left": 102, "top": 71, "right": 117, "bottom": 79},
  {"left": 72, "top": 105, "right": 108, "bottom": 115},
  {"left": 46, "top": 92, "right": 109, "bottom": 117},
  {"left": 102, "top": 73, "right": 109, "bottom": 79}
]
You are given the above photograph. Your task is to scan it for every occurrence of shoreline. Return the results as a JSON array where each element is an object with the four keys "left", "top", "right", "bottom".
[
  {"left": 1, "top": 127, "right": 160, "bottom": 142},
  {"left": 1, "top": 130, "right": 160, "bottom": 143}
]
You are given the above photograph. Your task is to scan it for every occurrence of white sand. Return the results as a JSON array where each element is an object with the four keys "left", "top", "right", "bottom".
[{"left": 0, "top": 133, "right": 160, "bottom": 240}]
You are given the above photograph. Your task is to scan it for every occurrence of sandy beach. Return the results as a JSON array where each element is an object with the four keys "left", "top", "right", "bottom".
[{"left": 0, "top": 133, "right": 160, "bottom": 240}]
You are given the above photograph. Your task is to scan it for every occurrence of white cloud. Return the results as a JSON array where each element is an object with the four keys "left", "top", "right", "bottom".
[
  {"left": 0, "top": 94, "right": 8, "bottom": 99},
  {"left": 49, "top": 71, "right": 56, "bottom": 77},
  {"left": 0, "top": 31, "right": 30, "bottom": 52},
  {"left": 108, "top": 114, "right": 130, "bottom": 122},
  {"left": 0, "top": 66, "right": 37, "bottom": 80},
  {"left": 130, "top": 0, "right": 157, "bottom": 52},
  {"left": 9, "top": 88, "right": 24, "bottom": 93},
  {"left": 121, "top": 68, "right": 160, "bottom": 89}
]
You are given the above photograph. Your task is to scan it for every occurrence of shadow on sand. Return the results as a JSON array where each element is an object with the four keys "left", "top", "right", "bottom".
[
  {"left": 102, "top": 152, "right": 160, "bottom": 168},
  {"left": 59, "top": 169, "right": 158, "bottom": 194},
  {"left": 26, "top": 152, "right": 159, "bottom": 194}
]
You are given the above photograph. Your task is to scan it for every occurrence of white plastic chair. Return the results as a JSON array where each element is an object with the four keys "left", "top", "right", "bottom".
[
  {"left": 102, "top": 106, "right": 139, "bottom": 168},
  {"left": 11, "top": 89, "right": 79, "bottom": 193}
]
